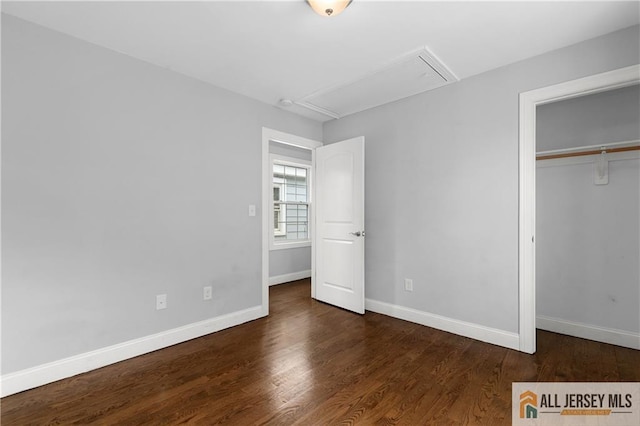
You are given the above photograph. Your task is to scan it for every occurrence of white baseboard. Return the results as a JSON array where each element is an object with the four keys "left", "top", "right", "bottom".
[
  {"left": 537, "top": 315, "right": 640, "bottom": 350},
  {"left": 269, "top": 270, "right": 311, "bottom": 286},
  {"left": 365, "top": 299, "right": 520, "bottom": 351},
  {"left": 0, "top": 305, "right": 264, "bottom": 397}
]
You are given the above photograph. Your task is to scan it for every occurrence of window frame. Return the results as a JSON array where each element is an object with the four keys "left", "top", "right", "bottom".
[
  {"left": 272, "top": 183, "right": 286, "bottom": 237},
  {"left": 269, "top": 154, "right": 312, "bottom": 251}
]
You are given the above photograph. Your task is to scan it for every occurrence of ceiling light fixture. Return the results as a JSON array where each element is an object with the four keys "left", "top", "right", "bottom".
[{"left": 306, "top": 0, "right": 352, "bottom": 17}]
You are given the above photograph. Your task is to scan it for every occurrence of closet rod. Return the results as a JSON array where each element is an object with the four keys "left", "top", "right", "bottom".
[{"left": 537, "top": 145, "right": 639, "bottom": 161}]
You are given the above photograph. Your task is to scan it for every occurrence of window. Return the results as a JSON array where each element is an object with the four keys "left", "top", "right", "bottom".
[{"left": 271, "top": 155, "right": 311, "bottom": 249}]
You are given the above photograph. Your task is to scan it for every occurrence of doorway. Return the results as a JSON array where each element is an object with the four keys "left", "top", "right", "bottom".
[
  {"left": 518, "top": 64, "right": 640, "bottom": 353},
  {"left": 261, "top": 129, "right": 367, "bottom": 316},
  {"left": 261, "top": 128, "right": 322, "bottom": 316},
  {"left": 536, "top": 85, "right": 639, "bottom": 349}
]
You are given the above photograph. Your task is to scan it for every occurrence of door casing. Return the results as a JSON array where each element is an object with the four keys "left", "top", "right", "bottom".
[
  {"left": 261, "top": 128, "right": 322, "bottom": 316},
  {"left": 518, "top": 64, "right": 640, "bottom": 353}
]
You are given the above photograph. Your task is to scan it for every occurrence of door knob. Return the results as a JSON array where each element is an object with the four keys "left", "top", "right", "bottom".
[{"left": 350, "top": 231, "right": 365, "bottom": 237}]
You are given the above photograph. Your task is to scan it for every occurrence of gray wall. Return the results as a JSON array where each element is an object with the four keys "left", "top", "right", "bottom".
[
  {"left": 268, "top": 142, "right": 312, "bottom": 279},
  {"left": 1, "top": 14, "right": 322, "bottom": 374},
  {"left": 270, "top": 247, "right": 312, "bottom": 277},
  {"left": 537, "top": 85, "right": 640, "bottom": 151},
  {"left": 323, "top": 25, "right": 640, "bottom": 334},
  {"left": 537, "top": 89, "right": 640, "bottom": 332}
]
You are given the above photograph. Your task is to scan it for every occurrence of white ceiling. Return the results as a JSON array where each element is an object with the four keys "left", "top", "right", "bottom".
[{"left": 3, "top": 1, "right": 639, "bottom": 121}]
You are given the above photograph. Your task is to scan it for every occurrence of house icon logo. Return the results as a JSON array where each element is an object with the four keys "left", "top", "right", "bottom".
[{"left": 520, "top": 390, "right": 538, "bottom": 419}]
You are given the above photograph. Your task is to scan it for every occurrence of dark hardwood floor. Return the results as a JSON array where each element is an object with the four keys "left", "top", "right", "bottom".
[{"left": 2, "top": 279, "right": 639, "bottom": 425}]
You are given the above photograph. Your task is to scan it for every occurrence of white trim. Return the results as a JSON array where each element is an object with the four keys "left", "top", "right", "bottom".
[
  {"left": 262, "top": 128, "right": 322, "bottom": 317},
  {"left": 311, "top": 148, "right": 317, "bottom": 300},
  {"left": 519, "top": 87, "right": 537, "bottom": 354},
  {"left": 270, "top": 154, "right": 312, "bottom": 167},
  {"left": 0, "top": 306, "right": 263, "bottom": 397},
  {"left": 269, "top": 270, "right": 312, "bottom": 286},
  {"left": 365, "top": 299, "right": 520, "bottom": 351},
  {"left": 293, "top": 101, "right": 340, "bottom": 120},
  {"left": 269, "top": 240, "right": 311, "bottom": 251},
  {"left": 518, "top": 64, "right": 640, "bottom": 355},
  {"left": 537, "top": 315, "right": 640, "bottom": 350}
]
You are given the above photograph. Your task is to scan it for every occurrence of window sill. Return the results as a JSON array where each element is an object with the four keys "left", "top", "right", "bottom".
[{"left": 270, "top": 240, "right": 311, "bottom": 251}]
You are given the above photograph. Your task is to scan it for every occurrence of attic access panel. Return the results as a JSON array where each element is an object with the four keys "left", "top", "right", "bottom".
[{"left": 297, "top": 48, "right": 458, "bottom": 119}]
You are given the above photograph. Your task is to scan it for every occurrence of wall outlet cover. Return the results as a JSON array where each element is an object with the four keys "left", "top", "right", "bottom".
[
  {"left": 404, "top": 278, "right": 413, "bottom": 292},
  {"left": 203, "top": 286, "right": 212, "bottom": 300},
  {"left": 156, "top": 294, "right": 167, "bottom": 310}
]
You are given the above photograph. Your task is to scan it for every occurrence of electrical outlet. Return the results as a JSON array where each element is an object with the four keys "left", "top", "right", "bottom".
[
  {"left": 156, "top": 294, "right": 167, "bottom": 310},
  {"left": 404, "top": 278, "right": 413, "bottom": 292},
  {"left": 203, "top": 286, "right": 212, "bottom": 300}
]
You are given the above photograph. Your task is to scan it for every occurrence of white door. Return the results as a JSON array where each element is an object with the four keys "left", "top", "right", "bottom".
[{"left": 314, "top": 136, "right": 365, "bottom": 314}]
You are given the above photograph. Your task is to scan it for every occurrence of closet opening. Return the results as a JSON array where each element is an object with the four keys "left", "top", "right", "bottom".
[{"left": 535, "top": 85, "right": 639, "bottom": 350}]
